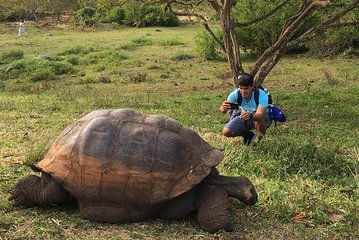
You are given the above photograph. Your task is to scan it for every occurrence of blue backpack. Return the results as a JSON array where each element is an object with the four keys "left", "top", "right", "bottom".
[
  {"left": 237, "top": 86, "right": 286, "bottom": 125},
  {"left": 268, "top": 104, "right": 286, "bottom": 123}
]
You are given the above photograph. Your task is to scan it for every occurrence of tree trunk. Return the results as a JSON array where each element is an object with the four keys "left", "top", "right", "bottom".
[{"left": 220, "top": 0, "right": 243, "bottom": 86}]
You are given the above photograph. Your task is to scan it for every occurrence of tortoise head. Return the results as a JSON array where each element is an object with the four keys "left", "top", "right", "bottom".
[
  {"left": 228, "top": 176, "right": 258, "bottom": 205},
  {"left": 203, "top": 173, "right": 258, "bottom": 205}
]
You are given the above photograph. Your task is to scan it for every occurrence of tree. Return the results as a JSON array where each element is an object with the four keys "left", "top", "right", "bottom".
[{"left": 156, "top": 0, "right": 359, "bottom": 86}]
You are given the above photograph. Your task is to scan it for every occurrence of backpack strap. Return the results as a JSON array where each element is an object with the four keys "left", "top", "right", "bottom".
[
  {"left": 237, "top": 88, "right": 259, "bottom": 106},
  {"left": 237, "top": 89, "right": 242, "bottom": 105},
  {"left": 254, "top": 88, "right": 259, "bottom": 106}
]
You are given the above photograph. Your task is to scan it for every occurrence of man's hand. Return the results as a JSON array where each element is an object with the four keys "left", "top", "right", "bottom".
[
  {"left": 220, "top": 100, "right": 231, "bottom": 113},
  {"left": 240, "top": 111, "right": 251, "bottom": 120}
]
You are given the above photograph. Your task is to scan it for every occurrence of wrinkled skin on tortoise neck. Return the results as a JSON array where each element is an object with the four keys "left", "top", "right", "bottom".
[
  {"left": 9, "top": 168, "right": 257, "bottom": 233},
  {"left": 203, "top": 168, "right": 258, "bottom": 205}
]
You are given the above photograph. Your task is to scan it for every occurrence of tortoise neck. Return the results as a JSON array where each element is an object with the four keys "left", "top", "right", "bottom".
[{"left": 203, "top": 174, "right": 258, "bottom": 205}]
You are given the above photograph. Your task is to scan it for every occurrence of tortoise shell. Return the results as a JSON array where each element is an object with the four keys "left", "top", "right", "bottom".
[{"left": 36, "top": 109, "right": 223, "bottom": 206}]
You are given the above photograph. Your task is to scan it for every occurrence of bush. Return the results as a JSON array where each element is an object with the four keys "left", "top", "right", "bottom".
[
  {"left": 123, "top": 2, "right": 179, "bottom": 27},
  {"left": 74, "top": 6, "right": 97, "bottom": 26},
  {"left": 308, "top": 27, "right": 359, "bottom": 57},
  {"left": 106, "top": 6, "right": 126, "bottom": 24},
  {"left": 195, "top": 31, "right": 224, "bottom": 60}
]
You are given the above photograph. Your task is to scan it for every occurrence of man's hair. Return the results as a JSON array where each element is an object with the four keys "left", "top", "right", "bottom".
[{"left": 236, "top": 73, "right": 253, "bottom": 86}]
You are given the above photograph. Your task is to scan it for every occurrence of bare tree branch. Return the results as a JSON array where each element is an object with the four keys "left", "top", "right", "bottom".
[
  {"left": 151, "top": 0, "right": 358, "bottom": 85},
  {"left": 251, "top": 1, "right": 320, "bottom": 80},
  {"left": 234, "top": 0, "right": 293, "bottom": 28},
  {"left": 208, "top": 0, "right": 222, "bottom": 14},
  {"left": 287, "top": 0, "right": 359, "bottom": 48},
  {"left": 202, "top": 22, "right": 226, "bottom": 52},
  {"left": 282, "top": 0, "right": 312, "bottom": 33},
  {"left": 326, "top": 21, "right": 359, "bottom": 28}
]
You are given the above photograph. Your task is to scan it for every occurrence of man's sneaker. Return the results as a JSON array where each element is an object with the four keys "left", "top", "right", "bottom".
[{"left": 243, "top": 131, "right": 256, "bottom": 146}]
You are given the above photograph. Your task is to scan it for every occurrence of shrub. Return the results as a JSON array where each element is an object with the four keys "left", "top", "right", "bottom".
[
  {"left": 106, "top": 6, "right": 126, "bottom": 24},
  {"left": 123, "top": 2, "right": 179, "bottom": 27},
  {"left": 195, "top": 30, "right": 223, "bottom": 60},
  {"left": 74, "top": 6, "right": 97, "bottom": 26},
  {"left": 308, "top": 27, "right": 359, "bottom": 57}
]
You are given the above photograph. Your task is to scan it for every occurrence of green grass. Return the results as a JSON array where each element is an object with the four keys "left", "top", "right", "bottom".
[{"left": 0, "top": 22, "right": 358, "bottom": 240}]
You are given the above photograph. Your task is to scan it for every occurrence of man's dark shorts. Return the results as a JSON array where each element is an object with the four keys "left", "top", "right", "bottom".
[{"left": 225, "top": 110, "right": 271, "bottom": 134}]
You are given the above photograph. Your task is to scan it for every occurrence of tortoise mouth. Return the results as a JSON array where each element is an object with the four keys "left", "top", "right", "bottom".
[{"left": 240, "top": 187, "right": 258, "bottom": 205}]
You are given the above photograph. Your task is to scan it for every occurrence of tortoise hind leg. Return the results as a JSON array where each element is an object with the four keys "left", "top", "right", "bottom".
[
  {"left": 196, "top": 185, "right": 233, "bottom": 233},
  {"left": 9, "top": 172, "right": 70, "bottom": 207}
]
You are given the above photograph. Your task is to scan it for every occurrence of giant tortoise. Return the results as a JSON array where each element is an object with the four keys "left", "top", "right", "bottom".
[{"left": 9, "top": 109, "right": 258, "bottom": 233}]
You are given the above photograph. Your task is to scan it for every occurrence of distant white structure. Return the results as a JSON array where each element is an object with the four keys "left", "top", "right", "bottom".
[{"left": 18, "top": 20, "right": 27, "bottom": 37}]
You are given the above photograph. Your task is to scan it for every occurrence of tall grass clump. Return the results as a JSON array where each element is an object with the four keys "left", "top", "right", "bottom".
[
  {"left": 160, "top": 39, "right": 185, "bottom": 46},
  {"left": 22, "top": 144, "right": 50, "bottom": 166},
  {"left": 121, "top": 37, "right": 153, "bottom": 50},
  {"left": 9, "top": 58, "right": 73, "bottom": 81},
  {"left": 170, "top": 52, "right": 194, "bottom": 61},
  {"left": 66, "top": 55, "right": 80, "bottom": 65},
  {"left": 58, "top": 45, "right": 96, "bottom": 56},
  {"left": 131, "top": 37, "right": 153, "bottom": 46},
  {"left": 107, "top": 51, "right": 129, "bottom": 62},
  {"left": 1, "top": 50, "right": 24, "bottom": 63}
]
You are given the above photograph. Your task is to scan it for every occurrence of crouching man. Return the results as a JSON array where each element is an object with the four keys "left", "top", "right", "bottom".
[{"left": 220, "top": 73, "right": 271, "bottom": 145}]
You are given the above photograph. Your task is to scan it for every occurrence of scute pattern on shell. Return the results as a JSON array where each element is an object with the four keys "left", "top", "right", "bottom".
[{"left": 36, "top": 109, "right": 223, "bottom": 207}]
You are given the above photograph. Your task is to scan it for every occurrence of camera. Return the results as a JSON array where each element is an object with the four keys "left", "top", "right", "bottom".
[{"left": 229, "top": 103, "right": 239, "bottom": 110}]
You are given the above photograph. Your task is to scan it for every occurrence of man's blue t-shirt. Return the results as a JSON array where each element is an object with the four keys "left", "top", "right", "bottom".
[{"left": 227, "top": 88, "right": 269, "bottom": 113}]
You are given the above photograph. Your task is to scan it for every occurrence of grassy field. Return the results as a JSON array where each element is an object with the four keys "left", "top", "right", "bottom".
[{"left": 0, "top": 21, "right": 358, "bottom": 240}]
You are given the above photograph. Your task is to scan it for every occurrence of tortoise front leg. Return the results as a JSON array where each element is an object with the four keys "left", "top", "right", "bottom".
[
  {"left": 9, "top": 172, "right": 70, "bottom": 207},
  {"left": 158, "top": 188, "right": 196, "bottom": 219},
  {"left": 196, "top": 185, "right": 233, "bottom": 233}
]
